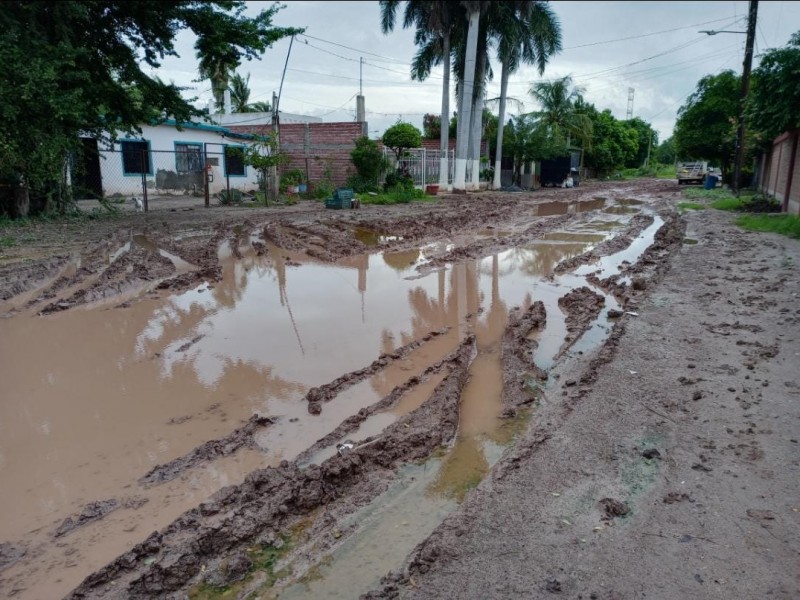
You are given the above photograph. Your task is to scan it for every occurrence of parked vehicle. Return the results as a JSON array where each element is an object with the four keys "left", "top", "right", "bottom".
[{"left": 676, "top": 161, "right": 708, "bottom": 185}]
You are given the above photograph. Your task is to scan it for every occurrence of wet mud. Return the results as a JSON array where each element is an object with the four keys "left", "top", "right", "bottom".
[
  {"left": 500, "top": 301, "right": 548, "bottom": 410},
  {"left": 0, "top": 178, "right": 689, "bottom": 599},
  {"left": 138, "top": 415, "right": 275, "bottom": 486},
  {"left": 66, "top": 337, "right": 476, "bottom": 599}
]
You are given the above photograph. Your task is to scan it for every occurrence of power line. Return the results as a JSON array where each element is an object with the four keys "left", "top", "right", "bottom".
[
  {"left": 317, "top": 93, "right": 358, "bottom": 118},
  {"left": 297, "top": 33, "right": 409, "bottom": 64},
  {"left": 563, "top": 15, "right": 745, "bottom": 50}
]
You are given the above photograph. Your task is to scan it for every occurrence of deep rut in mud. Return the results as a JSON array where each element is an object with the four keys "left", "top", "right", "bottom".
[{"left": 0, "top": 180, "right": 685, "bottom": 599}]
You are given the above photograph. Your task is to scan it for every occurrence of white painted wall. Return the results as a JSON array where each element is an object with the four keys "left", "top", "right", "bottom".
[{"left": 97, "top": 123, "right": 260, "bottom": 197}]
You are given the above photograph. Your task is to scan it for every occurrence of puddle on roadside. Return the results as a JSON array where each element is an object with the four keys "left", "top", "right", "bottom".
[
  {"left": 532, "top": 198, "right": 606, "bottom": 217},
  {"left": 575, "top": 215, "right": 664, "bottom": 280},
  {"left": 278, "top": 460, "right": 456, "bottom": 600},
  {"left": 0, "top": 208, "right": 660, "bottom": 599},
  {"left": 604, "top": 206, "right": 640, "bottom": 215},
  {"left": 354, "top": 228, "right": 404, "bottom": 246}
]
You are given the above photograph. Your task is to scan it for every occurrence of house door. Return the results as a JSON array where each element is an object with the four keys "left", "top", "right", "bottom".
[{"left": 73, "top": 138, "right": 103, "bottom": 199}]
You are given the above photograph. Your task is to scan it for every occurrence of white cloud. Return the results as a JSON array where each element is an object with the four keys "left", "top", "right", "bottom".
[{"left": 152, "top": 1, "right": 799, "bottom": 141}]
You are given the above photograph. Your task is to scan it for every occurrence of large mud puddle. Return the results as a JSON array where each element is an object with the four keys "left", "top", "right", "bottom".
[{"left": 0, "top": 198, "right": 665, "bottom": 599}]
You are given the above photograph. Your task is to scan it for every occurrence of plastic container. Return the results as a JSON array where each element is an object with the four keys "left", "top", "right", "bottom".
[{"left": 704, "top": 175, "right": 719, "bottom": 190}]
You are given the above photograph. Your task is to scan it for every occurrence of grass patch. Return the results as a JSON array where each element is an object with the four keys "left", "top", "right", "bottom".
[
  {"left": 0, "top": 235, "right": 16, "bottom": 249},
  {"left": 682, "top": 187, "right": 761, "bottom": 211},
  {"left": 359, "top": 185, "right": 435, "bottom": 205},
  {"left": 735, "top": 214, "right": 800, "bottom": 239},
  {"left": 677, "top": 202, "right": 705, "bottom": 211}
]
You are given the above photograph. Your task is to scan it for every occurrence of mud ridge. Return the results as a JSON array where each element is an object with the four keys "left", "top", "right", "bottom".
[
  {"left": 296, "top": 335, "right": 475, "bottom": 465},
  {"left": 556, "top": 286, "right": 606, "bottom": 358},
  {"left": 138, "top": 415, "right": 275, "bottom": 487},
  {"left": 554, "top": 213, "right": 655, "bottom": 274},
  {"left": 67, "top": 336, "right": 476, "bottom": 599},
  {"left": 39, "top": 245, "right": 176, "bottom": 314},
  {"left": 304, "top": 327, "right": 450, "bottom": 412},
  {"left": 500, "top": 301, "right": 548, "bottom": 411},
  {"left": 422, "top": 214, "right": 575, "bottom": 269}
]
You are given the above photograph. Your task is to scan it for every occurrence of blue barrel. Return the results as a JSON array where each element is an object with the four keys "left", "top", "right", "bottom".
[{"left": 704, "top": 175, "right": 718, "bottom": 190}]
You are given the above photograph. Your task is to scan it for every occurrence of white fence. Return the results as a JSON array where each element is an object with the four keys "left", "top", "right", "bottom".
[{"left": 384, "top": 148, "right": 476, "bottom": 187}]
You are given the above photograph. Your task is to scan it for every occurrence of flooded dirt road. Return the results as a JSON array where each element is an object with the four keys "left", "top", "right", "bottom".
[{"left": 0, "top": 180, "right": 688, "bottom": 598}]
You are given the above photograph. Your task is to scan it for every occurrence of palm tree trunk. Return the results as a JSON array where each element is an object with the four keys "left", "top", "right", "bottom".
[
  {"left": 468, "top": 43, "right": 486, "bottom": 191},
  {"left": 439, "top": 32, "right": 451, "bottom": 189},
  {"left": 493, "top": 62, "right": 510, "bottom": 190},
  {"left": 454, "top": 8, "right": 480, "bottom": 193}
]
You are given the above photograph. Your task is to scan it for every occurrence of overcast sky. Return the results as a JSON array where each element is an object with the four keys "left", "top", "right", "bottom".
[{"left": 152, "top": 1, "right": 799, "bottom": 142}]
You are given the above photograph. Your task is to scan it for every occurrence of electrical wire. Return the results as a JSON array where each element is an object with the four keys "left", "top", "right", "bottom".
[{"left": 563, "top": 15, "right": 745, "bottom": 50}]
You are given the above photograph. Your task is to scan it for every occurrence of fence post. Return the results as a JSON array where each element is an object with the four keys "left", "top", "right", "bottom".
[
  {"left": 141, "top": 149, "right": 148, "bottom": 212},
  {"left": 203, "top": 143, "right": 210, "bottom": 208}
]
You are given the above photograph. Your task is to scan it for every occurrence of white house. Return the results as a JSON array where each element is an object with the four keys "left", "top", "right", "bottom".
[{"left": 74, "top": 120, "right": 264, "bottom": 200}]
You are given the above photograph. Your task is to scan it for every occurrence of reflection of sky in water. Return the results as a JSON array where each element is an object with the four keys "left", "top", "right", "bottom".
[{"left": 137, "top": 239, "right": 601, "bottom": 391}]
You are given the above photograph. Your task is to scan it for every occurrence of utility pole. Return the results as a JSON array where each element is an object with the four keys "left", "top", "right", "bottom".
[
  {"left": 626, "top": 87, "right": 635, "bottom": 119},
  {"left": 732, "top": 0, "right": 758, "bottom": 195}
]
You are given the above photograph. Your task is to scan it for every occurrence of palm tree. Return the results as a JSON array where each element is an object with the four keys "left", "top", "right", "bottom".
[
  {"left": 229, "top": 72, "right": 272, "bottom": 113},
  {"left": 492, "top": 1, "right": 562, "bottom": 189},
  {"left": 528, "top": 75, "right": 593, "bottom": 151},
  {"left": 197, "top": 50, "right": 238, "bottom": 113},
  {"left": 229, "top": 72, "right": 252, "bottom": 113},
  {"left": 379, "top": 1, "right": 459, "bottom": 188},
  {"left": 454, "top": 2, "right": 483, "bottom": 192}
]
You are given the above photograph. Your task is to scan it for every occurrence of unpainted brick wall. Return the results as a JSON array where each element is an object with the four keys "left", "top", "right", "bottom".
[
  {"left": 226, "top": 122, "right": 367, "bottom": 187},
  {"left": 760, "top": 128, "right": 800, "bottom": 214}
]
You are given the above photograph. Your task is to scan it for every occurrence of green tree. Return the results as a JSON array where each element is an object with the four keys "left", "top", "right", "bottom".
[
  {"left": 382, "top": 122, "right": 423, "bottom": 159},
  {"left": 748, "top": 31, "right": 800, "bottom": 143},
  {"left": 229, "top": 72, "right": 271, "bottom": 113},
  {"left": 380, "top": 1, "right": 460, "bottom": 187},
  {"left": 623, "top": 117, "right": 657, "bottom": 168},
  {"left": 528, "top": 75, "right": 593, "bottom": 150},
  {"left": 195, "top": 5, "right": 299, "bottom": 113},
  {"left": 673, "top": 70, "right": 740, "bottom": 179},
  {"left": 0, "top": 1, "right": 300, "bottom": 217},
  {"left": 584, "top": 108, "right": 638, "bottom": 176},
  {"left": 654, "top": 137, "right": 676, "bottom": 165},
  {"left": 492, "top": 1, "right": 562, "bottom": 189},
  {"left": 502, "top": 114, "right": 561, "bottom": 184}
]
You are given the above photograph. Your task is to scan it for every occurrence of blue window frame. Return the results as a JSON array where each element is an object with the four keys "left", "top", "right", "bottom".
[
  {"left": 224, "top": 145, "right": 247, "bottom": 177},
  {"left": 174, "top": 141, "right": 204, "bottom": 172},
  {"left": 120, "top": 139, "right": 152, "bottom": 176}
]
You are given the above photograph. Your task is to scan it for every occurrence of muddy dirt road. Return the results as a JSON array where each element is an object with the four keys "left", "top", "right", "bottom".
[{"left": 0, "top": 179, "right": 796, "bottom": 599}]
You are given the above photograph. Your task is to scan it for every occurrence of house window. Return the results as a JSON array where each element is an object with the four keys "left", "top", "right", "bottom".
[
  {"left": 175, "top": 143, "right": 203, "bottom": 172},
  {"left": 121, "top": 140, "right": 151, "bottom": 175},
  {"left": 224, "top": 146, "right": 246, "bottom": 177}
]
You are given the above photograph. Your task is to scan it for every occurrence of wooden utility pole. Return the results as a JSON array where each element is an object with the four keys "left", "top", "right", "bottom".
[{"left": 732, "top": 0, "right": 758, "bottom": 195}]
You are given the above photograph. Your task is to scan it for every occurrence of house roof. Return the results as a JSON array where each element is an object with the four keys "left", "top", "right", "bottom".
[{"left": 158, "top": 119, "right": 265, "bottom": 141}]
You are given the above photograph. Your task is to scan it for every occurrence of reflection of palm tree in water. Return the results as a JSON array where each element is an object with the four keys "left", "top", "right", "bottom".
[{"left": 473, "top": 255, "right": 509, "bottom": 350}]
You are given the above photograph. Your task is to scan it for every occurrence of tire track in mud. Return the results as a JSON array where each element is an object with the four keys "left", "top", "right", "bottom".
[
  {"left": 363, "top": 209, "right": 687, "bottom": 600},
  {"left": 66, "top": 336, "right": 476, "bottom": 599},
  {"left": 500, "top": 301, "right": 548, "bottom": 412},
  {"left": 554, "top": 213, "right": 655, "bottom": 274}
]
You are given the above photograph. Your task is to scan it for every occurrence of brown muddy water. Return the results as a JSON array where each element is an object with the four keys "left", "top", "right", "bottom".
[{"left": 0, "top": 204, "right": 659, "bottom": 599}]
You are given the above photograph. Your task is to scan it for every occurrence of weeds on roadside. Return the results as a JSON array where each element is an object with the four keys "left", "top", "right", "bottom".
[
  {"left": 677, "top": 202, "right": 705, "bottom": 211},
  {"left": 735, "top": 214, "right": 800, "bottom": 239},
  {"left": 359, "top": 184, "right": 433, "bottom": 205}
]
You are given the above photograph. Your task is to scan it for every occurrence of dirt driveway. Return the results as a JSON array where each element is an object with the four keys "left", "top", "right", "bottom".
[{"left": 0, "top": 179, "right": 797, "bottom": 600}]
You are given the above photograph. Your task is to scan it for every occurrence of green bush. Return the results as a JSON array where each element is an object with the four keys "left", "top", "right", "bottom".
[
  {"left": 218, "top": 189, "right": 244, "bottom": 205},
  {"left": 350, "top": 137, "right": 387, "bottom": 186},
  {"left": 382, "top": 122, "right": 422, "bottom": 159},
  {"left": 383, "top": 169, "right": 414, "bottom": 192},
  {"left": 361, "top": 184, "right": 427, "bottom": 205},
  {"left": 307, "top": 181, "right": 334, "bottom": 200},
  {"left": 346, "top": 174, "right": 380, "bottom": 194}
]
